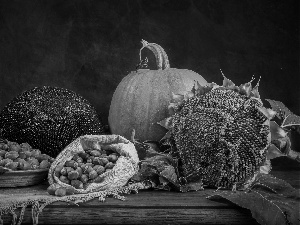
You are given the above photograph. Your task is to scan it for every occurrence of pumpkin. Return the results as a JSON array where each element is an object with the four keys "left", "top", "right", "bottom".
[{"left": 108, "top": 40, "right": 207, "bottom": 142}]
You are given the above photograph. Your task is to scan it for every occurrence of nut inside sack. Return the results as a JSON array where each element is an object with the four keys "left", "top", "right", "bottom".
[{"left": 48, "top": 135, "right": 139, "bottom": 195}]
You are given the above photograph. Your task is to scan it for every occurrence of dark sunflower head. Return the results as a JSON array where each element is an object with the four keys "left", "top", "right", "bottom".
[{"left": 159, "top": 75, "right": 277, "bottom": 189}]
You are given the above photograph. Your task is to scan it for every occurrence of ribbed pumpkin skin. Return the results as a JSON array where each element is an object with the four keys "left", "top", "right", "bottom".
[{"left": 108, "top": 68, "right": 207, "bottom": 141}]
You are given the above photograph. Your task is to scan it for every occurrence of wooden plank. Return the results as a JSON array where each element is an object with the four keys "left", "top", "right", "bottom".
[
  {"left": 2, "top": 207, "right": 259, "bottom": 224},
  {"left": 1, "top": 186, "right": 259, "bottom": 224},
  {"left": 0, "top": 183, "right": 239, "bottom": 208},
  {"left": 1, "top": 170, "right": 299, "bottom": 224},
  {"left": 0, "top": 188, "right": 241, "bottom": 208},
  {"left": 50, "top": 189, "right": 239, "bottom": 207}
]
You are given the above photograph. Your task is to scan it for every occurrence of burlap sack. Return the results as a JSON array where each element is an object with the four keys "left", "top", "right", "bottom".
[{"left": 48, "top": 134, "right": 139, "bottom": 194}]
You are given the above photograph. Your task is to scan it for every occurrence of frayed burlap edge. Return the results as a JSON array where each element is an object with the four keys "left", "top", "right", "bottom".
[{"left": 0, "top": 181, "right": 150, "bottom": 225}]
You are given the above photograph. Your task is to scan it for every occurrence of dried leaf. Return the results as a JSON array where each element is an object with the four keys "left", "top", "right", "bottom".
[
  {"left": 132, "top": 132, "right": 167, "bottom": 160},
  {"left": 253, "top": 173, "right": 299, "bottom": 197},
  {"left": 276, "top": 136, "right": 292, "bottom": 155},
  {"left": 143, "top": 154, "right": 176, "bottom": 168},
  {"left": 250, "top": 86, "right": 260, "bottom": 98},
  {"left": 194, "top": 81, "right": 211, "bottom": 96},
  {"left": 269, "top": 135, "right": 300, "bottom": 162},
  {"left": 266, "top": 99, "right": 292, "bottom": 120},
  {"left": 270, "top": 121, "right": 288, "bottom": 140},
  {"left": 286, "top": 149, "right": 300, "bottom": 163},
  {"left": 179, "top": 179, "right": 204, "bottom": 192},
  {"left": 133, "top": 141, "right": 148, "bottom": 160},
  {"left": 184, "top": 90, "right": 195, "bottom": 100},
  {"left": 159, "top": 130, "right": 172, "bottom": 142},
  {"left": 266, "top": 144, "right": 286, "bottom": 160},
  {"left": 130, "top": 163, "right": 158, "bottom": 182},
  {"left": 171, "top": 92, "right": 184, "bottom": 103},
  {"left": 221, "top": 71, "right": 235, "bottom": 89},
  {"left": 258, "top": 107, "right": 276, "bottom": 120},
  {"left": 157, "top": 117, "right": 173, "bottom": 130},
  {"left": 250, "top": 77, "right": 261, "bottom": 99},
  {"left": 0, "top": 166, "right": 9, "bottom": 175},
  {"left": 160, "top": 165, "right": 179, "bottom": 187},
  {"left": 168, "top": 103, "right": 177, "bottom": 115},
  {"left": 239, "top": 82, "right": 252, "bottom": 97},
  {"left": 282, "top": 114, "right": 300, "bottom": 128},
  {"left": 158, "top": 176, "right": 169, "bottom": 186},
  {"left": 156, "top": 177, "right": 172, "bottom": 191},
  {"left": 207, "top": 174, "right": 300, "bottom": 225},
  {"left": 143, "top": 141, "right": 162, "bottom": 155},
  {"left": 130, "top": 143, "right": 182, "bottom": 190},
  {"left": 259, "top": 159, "right": 272, "bottom": 174},
  {"left": 132, "top": 155, "right": 180, "bottom": 190},
  {"left": 223, "top": 78, "right": 235, "bottom": 89}
]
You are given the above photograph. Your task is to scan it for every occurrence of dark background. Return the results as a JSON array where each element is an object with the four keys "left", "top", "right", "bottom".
[{"left": 0, "top": 0, "right": 299, "bottom": 169}]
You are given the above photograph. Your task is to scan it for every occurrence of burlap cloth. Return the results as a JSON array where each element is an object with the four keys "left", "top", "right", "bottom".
[
  {"left": 0, "top": 134, "right": 149, "bottom": 225},
  {"left": 0, "top": 181, "right": 148, "bottom": 225}
]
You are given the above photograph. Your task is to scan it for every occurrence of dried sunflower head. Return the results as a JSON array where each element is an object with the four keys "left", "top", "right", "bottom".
[{"left": 159, "top": 75, "right": 277, "bottom": 189}]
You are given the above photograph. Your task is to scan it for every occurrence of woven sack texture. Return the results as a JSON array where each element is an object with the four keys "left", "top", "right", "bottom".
[{"left": 48, "top": 134, "right": 139, "bottom": 194}]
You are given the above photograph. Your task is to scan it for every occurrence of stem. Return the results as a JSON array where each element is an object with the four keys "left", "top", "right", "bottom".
[
  {"left": 281, "top": 115, "right": 289, "bottom": 127},
  {"left": 139, "top": 40, "right": 170, "bottom": 70},
  {"left": 151, "top": 43, "right": 170, "bottom": 69},
  {"left": 281, "top": 124, "right": 299, "bottom": 128}
]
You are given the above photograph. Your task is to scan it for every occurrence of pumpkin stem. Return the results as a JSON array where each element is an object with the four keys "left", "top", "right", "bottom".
[{"left": 140, "top": 40, "right": 170, "bottom": 70}]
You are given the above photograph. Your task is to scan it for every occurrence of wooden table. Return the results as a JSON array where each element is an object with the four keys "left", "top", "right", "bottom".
[{"left": 1, "top": 170, "right": 299, "bottom": 225}]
